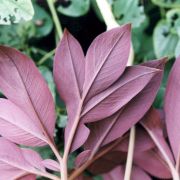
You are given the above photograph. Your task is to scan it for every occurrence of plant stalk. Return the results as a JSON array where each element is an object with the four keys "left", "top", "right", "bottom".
[
  {"left": 38, "top": 49, "right": 55, "bottom": 65},
  {"left": 95, "top": 0, "right": 118, "bottom": 30},
  {"left": 62, "top": 101, "right": 83, "bottom": 180},
  {"left": 124, "top": 126, "right": 136, "bottom": 180},
  {"left": 46, "top": 0, "right": 63, "bottom": 39},
  {"left": 49, "top": 142, "right": 63, "bottom": 164},
  {"left": 34, "top": 169, "right": 61, "bottom": 180},
  {"left": 61, "top": 160, "right": 68, "bottom": 180}
]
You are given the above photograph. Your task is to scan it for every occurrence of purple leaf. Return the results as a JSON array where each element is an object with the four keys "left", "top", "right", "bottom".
[
  {"left": 75, "top": 150, "right": 91, "bottom": 168},
  {"left": 102, "top": 165, "right": 152, "bottom": 180},
  {"left": 18, "top": 174, "right": 36, "bottom": 180},
  {"left": 82, "top": 65, "right": 160, "bottom": 123},
  {"left": 54, "top": 25, "right": 131, "bottom": 152},
  {"left": 53, "top": 30, "right": 85, "bottom": 151},
  {"left": 0, "top": 138, "right": 44, "bottom": 179},
  {"left": 0, "top": 46, "right": 56, "bottom": 146},
  {"left": 0, "top": 166, "right": 30, "bottom": 180},
  {"left": 165, "top": 57, "right": 180, "bottom": 160},
  {"left": 134, "top": 148, "right": 171, "bottom": 179},
  {"left": 87, "top": 150, "right": 127, "bottom": 174},
  {"left": 42, "top": 159, "right": 60, "bottom": 172},
  {"left": 65, "top": 122, "right": 90, "bottom": 152},
  {"left": 0, "top": 99, "right": 48, "bottom": 146},
  {"left": 138, "top": 108, "right": 174, "bottom": 179},
  {"left": 75, "top": 140, "right": 128, "bottom": 174},
  {"left": 54, "top": 29, "right": 85, "bottom": 121},
  {"left": 140, "top": 108, "right": 174, "bottom": 164},
  {"left": 115, "top": 126, "right": 154, "bottom": 153},
  {"left": 84, "top": 59, "right": 165, "bottom": 151},
  {"left": 22, "top": 148, "right": 46, "bottom": 172},
  {"left": 83, "top": 24, "right": 131, "bottom": 102}
]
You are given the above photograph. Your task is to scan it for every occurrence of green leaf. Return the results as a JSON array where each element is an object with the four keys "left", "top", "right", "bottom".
[
  {"left": 112, "top": 0, "right": 146, "bottom": 28},
  {"left": 153, "top": 20, "right": 179, "bottom": 58},
  {"left": 135, "top": 33, "right": 155, "bottom": 61},
  {"left": 153, "top": 9, "right": 180, "bottom": 58},
  {"left": 33, "top": 3, "right": 53, "bottom": 38},
  {"left": 151, "top": 0, "right": 180, "bottom": 8},
  {"left": 0, "top": 0, "right": 34, "bottom": 24},
  {"left": 33, "top": 146, "right": 54, "bottom": 159},
  {"left": 166, "top": 9, "right": 180, "bottom": 36},
  {"left": 0, "top": 3, "right": 53, "bottom": 49},
  {"left": 57, "top": 114, "right": 67, "bottom": 128},
  {"left": 39, "top": 66, "right": 56, "bottom": 99},
  {"left": 58, "top": 0, "right": 90, "bottom": 17}
]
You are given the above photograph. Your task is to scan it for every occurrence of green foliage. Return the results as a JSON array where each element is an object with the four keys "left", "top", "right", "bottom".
[
  {"left": 39, "top": 66, "right": 56, "bottom": 99},
  {"left": 153, "top": 20, "right": 178, "bottom": 58},
  {"left": 32, "top": 3, "right": 53, "bottom": 38},
  {"left": 0, "top": 0, "right": 34, "bottom": 24},
  {"left": 0, "top": 3, "right": 52, "bottom": 52},
  {"left": 112, "top": 0, "right": 146, "bottom": 28},
  {"left": 153, "top": 9, "right": 180, "bottom": 58},
  {"left": 111, "top": 0, "right": 149, "bottom": 60},
  {"left": 152, "top": 0, "right": 180, "bottom": 8},
  {"left": 58, "top": 0, "right": 90, "bottom": 17},
  {"left": 57, "top": 114, "right": 67, "bottom": 128}
]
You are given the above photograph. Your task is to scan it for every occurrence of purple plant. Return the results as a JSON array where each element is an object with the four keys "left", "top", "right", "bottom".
[{"left": 0, "top": 24, "right": 179, "bottom": 180}]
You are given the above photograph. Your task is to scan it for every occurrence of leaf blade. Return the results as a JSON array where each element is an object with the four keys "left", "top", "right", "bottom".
[{"left": 0, "top": 46, "right": 56, "bottom": 145}]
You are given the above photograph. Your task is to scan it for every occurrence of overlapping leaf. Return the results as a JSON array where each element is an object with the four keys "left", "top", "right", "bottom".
[
  {"left": 81, "top": 65, "right": 161, "bottom": 123},
  {"left": 0, "top": 138, "right": 44, "bottom": 180},
  {"left": 54, "top": 29, "right": 85, "bottom": 151},
  {"left": 0, "top": 46, "right": 56, "bottom": 146},
  {"left": 165, "top": 57, "right": 180, "bottom": 161},
  {"left": 83, "top": 24, "right": 131, "bottom": 102},
  {"left": 84, "top": 59, "right": 165, "bottom": 152},
  {"left": 0, "top": 99, "right": 47, "bottom": 146},
  {"left": 54, "top": 25, "right": 131, "bottom": 152},
  {"left": 75, "top": 107, "right": 172, "bottom": 179}
]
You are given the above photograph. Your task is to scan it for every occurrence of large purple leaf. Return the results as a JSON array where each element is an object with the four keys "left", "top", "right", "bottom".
[
  {"left": 84, "top": 59, "right": 165, "bottom": 150},
  {"left": 54, "top": 29, "right": 84, "bottom": 121},
  {"left": 54, "top": 26, "right": 131, "bottom": 152},
  {"left": 164, "top": 57, "right": 180, "bottom": 160},
  {"left": 82, "top": 65, "right": 160, "bottom": 123},
  {"left": 0, "top": 46, "right": 55, "bottom": 145},
  {"left": 53, "top": 30, "right": 85, "bottom": 151},
  {"left": 83, "top": 24, "right": 131, "bottom": 102},
  {"left": 102, "top": 165, "right": 152, "bottom": 180},
  {"left": 0, "top": 99, "right": 48, "bottom": 146},
  {"left": 0, "top": 138, "right": 44, "bottom": 179}
]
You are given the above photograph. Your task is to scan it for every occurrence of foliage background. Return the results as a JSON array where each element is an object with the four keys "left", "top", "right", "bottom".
[{"left": 0, "top": 0, "right": 179, "bottom": 179}]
